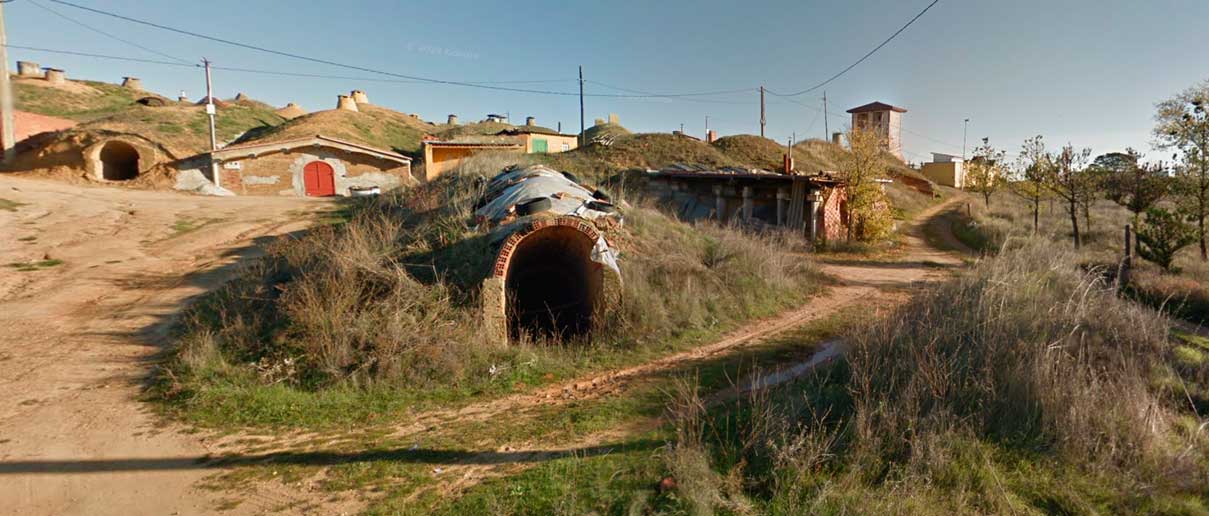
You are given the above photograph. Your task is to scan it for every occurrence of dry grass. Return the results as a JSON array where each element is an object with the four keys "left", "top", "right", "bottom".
[
  {"left": 162, "top": 153, "right": 822, "bottom": 425},
  {"left": 659, "top": 242, "right": 1209, "bottom": 513}
]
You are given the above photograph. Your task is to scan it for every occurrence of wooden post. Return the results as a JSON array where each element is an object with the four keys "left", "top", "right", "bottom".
[
  {"left": 0, "top": 3, "right": 17, "bottom": 164},
  {"left": 1121, "top": 224, "right": 1133, "bottom": 288},
  {"left": 741, "top": 186, "right": 753, "bottom": 221}
]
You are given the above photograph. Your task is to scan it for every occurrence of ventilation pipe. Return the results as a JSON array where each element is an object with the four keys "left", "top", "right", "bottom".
[
  {"left": 336, "top": 95, "right": 359, "bottom": 112},
  {"left": 44, "top": 68, "right": 66, "bottom": 85},
  {"left": 16, "top": 61, "right": 41, "bottom": 77},
  {"left": 525, "top": 116, "right": 536, "bottom": 127},
  {"left": 350, "top": 90, "right": 369, "bottom": 104},
  {"left": 447, "top": 114, "right": 458, "bottom": 125}
]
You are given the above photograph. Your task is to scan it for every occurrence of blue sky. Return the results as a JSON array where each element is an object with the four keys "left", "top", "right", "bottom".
[{"left": 7, "top": 0, "right": 1208, "bottom": 162}]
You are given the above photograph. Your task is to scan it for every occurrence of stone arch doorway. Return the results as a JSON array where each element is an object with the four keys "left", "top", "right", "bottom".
[
  {"left": 303, "top": 161, "right": 336, "bottom": 196},
  {"left": 99, "top": 141, "right": 140, "bottom": 181}
]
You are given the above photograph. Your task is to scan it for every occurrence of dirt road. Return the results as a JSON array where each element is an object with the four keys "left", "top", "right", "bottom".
[
  {"left": 0, "top": 175, "right": 970, "bottom": 514},
  {"left": 0, "top": 177, "right": 326, "bottom": 516}
]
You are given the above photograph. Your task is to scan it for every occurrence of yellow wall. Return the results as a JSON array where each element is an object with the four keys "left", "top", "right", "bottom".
[
  {"left": 423, "top": 144, "right": 522, "bottom": 180},
  {"left": 521, "top": 133, "right": 578, "bottom": 153},
  {"left": 921, "top": 162, "right": 964, "bottom": 188}
]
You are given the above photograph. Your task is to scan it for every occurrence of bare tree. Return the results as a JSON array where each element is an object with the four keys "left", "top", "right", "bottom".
[
  {"left": 1154, "top": 80, "right": 1209, "bottom": 261},
  {"left": 1013, "top": 135, "right": 1051, "bottom": 234},
  {"left": 965, "top": 137, "right": 1006, "bottom": 207},
  {"left": 1045, "top": 144, "right": 1094, "bottom": 248}
]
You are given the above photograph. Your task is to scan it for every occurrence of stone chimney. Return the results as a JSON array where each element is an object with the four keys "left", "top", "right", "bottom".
[
  {"left": 831, "top": 132, "right": 843, "bottom": 146},
  {"left": 336, "top": 95, "right": 359, "bottom": 112},
  {"left": 177, "top": 90, "right": 189, "bottom": 102},
  {"left": 121, "top": 77, "right": 143, "bottom": 90},
  {"left": 234, "top": 92, "right": 248, "bottom": 101},
  {"left": 594, "top": 118, "right": 605, "bottom": 127},
  {"left": 16, "top": 61, "right": 41, "bottom": 78},
  {"left": 525, "top": 116, "right": 536, "bottom": 127},
  {"left": 350, "top": 90, "right": 369, "bottom": 104},
  {"left": 447, "top": 114, "right": 458, "bottom": 125},
  {"left": 608, "top": 113, "right": 619, "bottom": 125},
  {"left": 707, "top": 130, "right": 718, "bottom": 143},
  {"left": 44, "top": 68, "right": 66, "bottom": 85}
]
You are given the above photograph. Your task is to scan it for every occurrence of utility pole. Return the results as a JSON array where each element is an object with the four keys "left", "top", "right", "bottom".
[
  {"left": 759, "top": 86, "right": 766, "bottom": 138},
  {"left": 0, "top": 2, "right": 16, "bottom": 164},
  {"left": 578, "top": 65, "right": 585, "bottom": 147},
  {"left": 705, "top": 115, "right": 709, "bottom": 134},
  {"left": 962, "top": 118, "right": 970, "bottom": 160},
  {"left": 822, "top": 91, "right": 829, "bottom": 141},
  {"left": 679, "top": 123, "right": 684, "bottom": 133},
  {"left": 203, "top": 58, "right": 220, "bottom": 188}
]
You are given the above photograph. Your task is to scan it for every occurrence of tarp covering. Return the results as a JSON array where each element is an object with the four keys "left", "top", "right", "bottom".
[{"left": 475, "top": 164, "right": 622, "bottom": 273}]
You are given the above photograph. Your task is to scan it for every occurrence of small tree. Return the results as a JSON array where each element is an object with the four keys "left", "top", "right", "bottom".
[
  {"left": 1013, "top": 135, "right": 1051, "bottom": 233},
  {"left": 1154, "top": 80, "right": 1209, "bottom": 261},
  {"left": 1044, "top": 144, "right": 1094, "bottom": 248},
  {"left": 1096, "top": 149, "right": 1169, "bottom": 224},
  {"left": 965, "top": 137, "right": 1006, "bottom": 207},
  {"left": 841, "top": 129, "right": 893, "bottom": 241},
  {"left": 1136, "top": 207, "right": 1197, "bottom": 271}
]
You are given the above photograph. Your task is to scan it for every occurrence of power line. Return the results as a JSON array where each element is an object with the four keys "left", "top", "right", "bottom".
[
  {"left": 5, "top": 44, "right": 194, "bottom": 68},
  {"left": 27, "top": 0, "right": 191, "bottom": 64},
  {"left": 43, "top": 0, "right": 737, "bottom": 99},
  {"left": 586, "top": 80, "right": 752, "bottom": 105},
  {"left": 770, "top": 0, "right": 939, "bottom": 96}
]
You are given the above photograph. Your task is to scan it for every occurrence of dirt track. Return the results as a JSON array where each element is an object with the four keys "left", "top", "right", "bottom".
[
  {"left": 0, "top": 176, "right": 969, "bottom": 514},
  {"left": 0, "top": 177, "right": 327, "bottom": 516}
]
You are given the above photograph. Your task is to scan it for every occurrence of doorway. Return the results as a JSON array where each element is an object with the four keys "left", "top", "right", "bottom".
[{"left": 303, "top": 161, "right": 336, "bottom": 196}]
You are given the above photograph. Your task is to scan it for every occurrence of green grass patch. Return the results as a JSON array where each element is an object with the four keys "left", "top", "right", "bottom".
[
  {"left": 7, "top": 259, "right": 64, "bottom": 271},
  {"left": 0, "top": 198, "right": 26, "bottom": 212}
]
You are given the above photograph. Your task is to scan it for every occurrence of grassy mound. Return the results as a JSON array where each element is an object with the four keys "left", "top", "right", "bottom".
[
  {"left": 161, "top": 154, "right": 823, "bottom": 427},
  {"left": 658, "top": 242, "right": 1208, "bottom": 513},
  {"left": 582, "top": 122, "right": 631, "bottom": 143},
  {"left": 13, "top": 78, "right": 163, "bottom": 122},
  {"left": 712, "top": 134, "right": 792, "bottom": 171},
  {"left": 235, "top": 104, "right": 429, "bottom": 156},
  {"left": 538, "top": 133, "right": 740, "bottom": 181}
]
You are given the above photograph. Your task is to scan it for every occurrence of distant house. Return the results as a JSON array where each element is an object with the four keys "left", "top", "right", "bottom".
[
  {"left": 495, "top": 117, "right": 578, "bottom": 154},
  {"left": 421, "top": 139, "right": 524, "bottom": 180},
  {"left": 921, "top": 152, "right": 965, "bottom": 188},
  {"left": 207, "top": 135, "right": 415, "bottom": 197},
  {"left": 847, "top": 101, "right": 906, "bottom": 160}
]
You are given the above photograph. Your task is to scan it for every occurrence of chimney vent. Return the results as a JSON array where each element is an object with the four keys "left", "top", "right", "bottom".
[
  {"left": 350, "top": 90, "right": 369, "bottom": 104},
  {"left": 336, "top": 95, "right": 359, "bottom": 112},
  {"left": 121, "top": 77, "right": 143, "bottom": 90},
  {"left": 44, "top": 68, "right": 66, "bottom": 85},
  {"left": 608, "top": 113, "right": 619, "bottom": 125},
  {"left": 16, "top": 61, "right": 41, "bottom": 77},
  {"left": 447, "top": 114, "right": 458, "bottom": 125},
  {"left": 831, "top": 132, "right": 843, "bottom": 146},
  {"left": 707, "top": 130, "right": 718, "bottom": 143},
  {"left": 525, "top": 116, "right": 536, "bottom": 127}
]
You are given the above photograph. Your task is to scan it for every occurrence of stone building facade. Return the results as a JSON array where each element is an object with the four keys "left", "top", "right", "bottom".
[{"left": 208, "top": 135, "right": 414, "bottom": 196}]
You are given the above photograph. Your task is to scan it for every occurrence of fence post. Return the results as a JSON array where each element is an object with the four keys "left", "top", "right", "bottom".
[{"left": 1121, "top": 224, "right": 1133, "bottom": 288}]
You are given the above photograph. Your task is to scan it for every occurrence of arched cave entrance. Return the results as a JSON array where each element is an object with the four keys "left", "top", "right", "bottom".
[
  {"left": 99, "top": 141, "right": 140, "bottom": 181},
  {"left": 505, "top": 224, "right": 603, "bottom": 341}
]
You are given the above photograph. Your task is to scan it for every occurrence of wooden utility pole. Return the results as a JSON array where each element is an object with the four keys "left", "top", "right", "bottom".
[
  {"left": 759, "top": 86, "right": 766, "bottom": 138},
  {"left": 578, "top": 65, "right": 585, "bottom": 147},
  {"left": 822, "top": 91, "right": 829, "bottom": 141},
  {"left": 203, "top": 58, "right": 220, "bottom": 188},
  {"left": 0, "top": 2, "right": 16, "bottom": 164}
]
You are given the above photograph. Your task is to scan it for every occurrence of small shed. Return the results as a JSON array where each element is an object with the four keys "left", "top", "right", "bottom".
[
  {"left": 646, "top": 167, "right": 848, "bottom": 241},
  {"left": 208, "top": 135, "right": 415, "bottom": 197}
]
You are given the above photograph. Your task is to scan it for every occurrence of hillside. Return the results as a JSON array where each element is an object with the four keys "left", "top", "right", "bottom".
[
  {"left": 538, "top": 133, "right": 741, "bottom": 180},
  {"left": 13, "top": 77, "right": 166, "bottom": 122},
  {"left": 232, "top": 104, "right": 430, "bottom": 156},
  {"left": 582, "top": 122, "right": 631, "bottom": 142}
]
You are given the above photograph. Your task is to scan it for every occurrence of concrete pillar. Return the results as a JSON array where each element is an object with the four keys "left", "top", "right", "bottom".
[
  {"left": 121, "top": 77, "right": 143, "bottom": 90},
  {"left": 776, "top": 188, "right": 788, "bottom": 226},
  {"left": 741, "top": 186, "right": 753, "bottom": 221},
  {"left": 336, "top": 95, "right": 359, "bottom": 111},
  {"left": 713, "top": 185, "right": 726, "bottom": 223},
  {"left": 44, "top": 68, "right": 65, "bottom": 85},
  {"left": 447, "top": 114, "right": 458, "bottom": 125},
  {"left": 806, "top": 190, "right": 822, "bottom": 241},
  {"left": 16, "top": 61, "right": 41, "bottom": 77},
  {"left": 350, "top": 90, "right": 369, "bottom": 104}
]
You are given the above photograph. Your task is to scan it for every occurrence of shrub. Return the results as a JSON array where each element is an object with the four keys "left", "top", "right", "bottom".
[{"left": 1137, "top": 207, "right": 1198, "bottom": 271}]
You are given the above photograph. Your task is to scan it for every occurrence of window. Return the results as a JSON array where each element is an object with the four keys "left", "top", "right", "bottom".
[{"left": 561, "top": 142, "right": 570, "bottom": 152}]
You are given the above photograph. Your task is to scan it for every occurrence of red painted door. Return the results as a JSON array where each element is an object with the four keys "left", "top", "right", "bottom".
[{"left": 303, "top": 161, "right": 336, "bottom": 196}]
